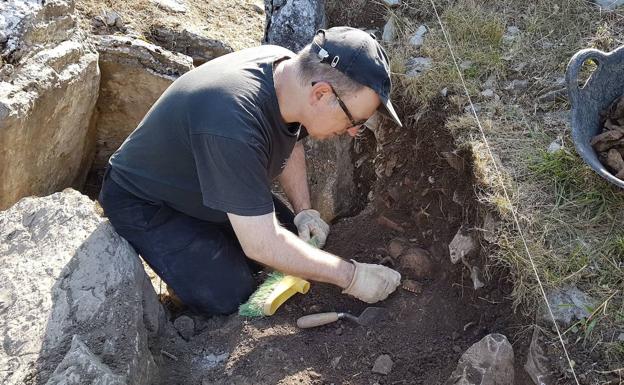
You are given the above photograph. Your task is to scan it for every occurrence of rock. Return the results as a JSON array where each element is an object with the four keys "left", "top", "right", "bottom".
[
  {"left": 540, "top": 286, "right": 596, "bottom": 326},
  {"left": 547, "top": 138, "right": 563, "bottom": 153},
  {"left": 405, "top": 57, "right": 433, "bottom": 78},
  {"left": 92, "top": 35, "right": 193, "bottom": 171},
  {"left": 0, "top": 0, "right": 100, "bottom": 211},
  {"left": 45, "top": 336, "right": 126, "bottom": 385},
  {"left": 104, "top": 11, "right": 122, "bottom": 27},
  {"left": 174, "top": 315, "right": 195, "bottom": 340},
  {"left": 382, "top": 17, "right": 396, "bottom": 42},
  {"left": 149, "top": 25, "right": 234, "bottom": 66},
  {"left": 305, "top": 136, "right": 358, "bottom": 222},
  {"left": 372, "top": 354, "right": 393, "bottom": 375},
  {"left": 399, "top": 247, "right": 434, "bottom": 279},
  {"left": 481, "top": 212, "right": 499, "bottom": 243},
  {"left": 0, "top": 189, "right": 163, "bottom": 385},
  {"left": 503, "top": 25, "right": 521, "bottom": 42},
  {"left": 383, "top": 0, "right": 401, "bottom": 6},
  {"left": 449, "top": 229, "right": 477, "bottom": 264},
  {"left": 330, "top": 355, "right": 342, "bottom": 369},
  {"left": 470, "top": 266, "right": 485, "bottom": 289},
  {"left": 388, "top": 238, "right": 407, "bottom": 258},
  {"left": 199, "top": 352, "right": 229, "bottom": 370},
  {"left": 618, "top": 332, "right": 624, "bottom": 341},
  {"left": 441, "top": 87, "right": 449, "bottom": 97},
  {"left": 464, "top": 104, "right": 481, "bottom": 114},
  {"left": 524, "top": 328, "right": 553, "bottom": 385},
  {"left": 480, "top": 89, "right": 495, "bottom": 98},
  {"left": 264, "top": 0, "right": 326, "bottom": 52},
  {"left": 444, "top": 334, "right": 514, "bottom": 385},
  {"left": 460, "top": 60, "right": 473, "bottom": 70},
  {"left": 594, "top": 0, "right": 624, "bottom": 10},
  {"left": 409, "top": 25, "right": 428, "bottom": 48},
  {"left": 151, "top": 0, "right": 188, "bottom": 13},
  {"left": 505, "top": 79, "right": 529, "bottom": 93}
]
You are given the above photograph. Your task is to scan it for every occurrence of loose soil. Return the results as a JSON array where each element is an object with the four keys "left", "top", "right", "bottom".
[{"left": 151, "top": 105, "right": 534, "bottom": 385}]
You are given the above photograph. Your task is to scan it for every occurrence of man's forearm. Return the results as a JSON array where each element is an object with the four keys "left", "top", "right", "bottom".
[
  {"left": 278, "top": 141, "right": 311, "bottom": 213},
  {"left": 228, "top": 213, "right": 354, "bottom": 288}
]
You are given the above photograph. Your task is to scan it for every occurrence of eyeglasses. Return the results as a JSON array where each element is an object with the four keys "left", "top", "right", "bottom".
[{"left": 312, "top": 81, "right": 369, "bottom": 128}]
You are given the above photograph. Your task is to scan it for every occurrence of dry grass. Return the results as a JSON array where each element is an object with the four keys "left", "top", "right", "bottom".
[
  {"left": 385, "top": 0, "right": 624, "bottom": 380},
  {"left": 74, "top": 0, "right": 265, "bottom": 51}
]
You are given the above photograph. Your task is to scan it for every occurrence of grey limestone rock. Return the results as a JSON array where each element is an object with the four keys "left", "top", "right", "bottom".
[
  {"left": 264, "top": 0, "right": 326, "bottom": 52},
  {"left": 0, "top": 190, "right": 163, "bottom": 385},
  {"left": 445, "top": 334, "right": 514, "bottom": 385}
]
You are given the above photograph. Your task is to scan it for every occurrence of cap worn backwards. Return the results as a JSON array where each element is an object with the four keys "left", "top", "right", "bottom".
[{"left": 311, "top": 26, "right": 403, "bottom": 127}]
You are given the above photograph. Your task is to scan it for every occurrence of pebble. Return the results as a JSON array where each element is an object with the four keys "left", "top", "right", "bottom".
[
  {"left": 452, "top": 331, "right": 460, "bottom": 340},
  {"left": 173, "top": 315, "right": 195, "bottom": 341},
  {"left": 382, "top": 18, "right": 396, "bottom": 42},
  {"left": 382, "top": 0, "right": 401, "bottom": 6},
  {"left": 330, "top": 355, "right": 342, "bottom": 369},
  {"left": 409, "top": 25, "right": 428, "bottom": 48},
  {"left": 0, "top": 31, "right": 7, "bottom": 44},
  {"left": 480, "top": 89, "right": 495, "bottom": 98},
  {"left": 335, "top": 326, "right": 343, "bottom": 336},
  {"left": 618, "top": 332, "right": 624, "bottom": 341},
  {"left": 440, "top": 87, "right": 448, "bottom": 97},
  {"left": 372, "top": 354, "right": 393, "bottom": 375},
  {"left": 453, "top": 345, "right": 463, "bottom": 353},
  {"left": 547, "top": 139, "right": 563, "bottom": 153},
  {"left": 388, "top": 238, "right": 407, "bottom": 258},
  {"left": 406, "top": 57, "right": 433, "bottom": 78}
]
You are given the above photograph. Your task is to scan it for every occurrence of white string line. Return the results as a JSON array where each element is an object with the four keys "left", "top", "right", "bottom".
[{"left": 427, "top": 1, "right": 581, "bottom": 383}]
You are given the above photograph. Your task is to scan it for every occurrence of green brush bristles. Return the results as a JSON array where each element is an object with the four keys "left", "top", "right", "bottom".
[{"left": 238, "top": 271, "right": 285, "bottom": 317}]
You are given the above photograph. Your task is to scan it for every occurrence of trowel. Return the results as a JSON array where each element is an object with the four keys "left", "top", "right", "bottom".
[{"left": 296, "top": 307, "right": 386, "bottom": 329}]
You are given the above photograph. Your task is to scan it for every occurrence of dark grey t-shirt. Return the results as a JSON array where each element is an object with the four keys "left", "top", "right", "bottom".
[{"left": 109, "top": 45, "right": 301, "bottom": 222}]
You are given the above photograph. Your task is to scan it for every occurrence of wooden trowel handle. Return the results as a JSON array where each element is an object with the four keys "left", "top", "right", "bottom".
[{"left": 297, "top": 312, "right": 340, "bottom": 328}]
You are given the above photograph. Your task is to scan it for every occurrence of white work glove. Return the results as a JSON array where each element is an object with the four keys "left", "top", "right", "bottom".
[
  {"left": 293, "top": 209, "right": 330, "bottom": 248},
  {"left": 342, "top": 260, "right": 401, "bottom": 303}
]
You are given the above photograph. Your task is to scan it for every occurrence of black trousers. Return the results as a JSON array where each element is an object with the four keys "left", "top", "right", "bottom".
[{"left": 98, "top": 168, "right": 297, "bottom": 315}]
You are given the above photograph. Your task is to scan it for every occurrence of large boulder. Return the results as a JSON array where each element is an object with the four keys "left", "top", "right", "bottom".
[
  {"left": 92, "top": 35, "right": 193, "bottom": 171},
  {"left": 264, "top": 0, "right": 326, "bottom": 52},
  {"left": 444, "top": 334, "right": 514, "bottom": 385},
  {"left": 0, "top": 0, "right": 100, "bottom": 210},
  {"left": 148, "top": 25, "right": 234, "bottom": 66},
  {"left": 0, "top": 189, "right": 164, "bottom": 385}
]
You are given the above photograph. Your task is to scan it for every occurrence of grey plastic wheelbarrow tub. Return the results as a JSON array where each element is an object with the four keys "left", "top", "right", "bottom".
[{"left": 565, "top": 46, "right": 624, "bottom": 189}]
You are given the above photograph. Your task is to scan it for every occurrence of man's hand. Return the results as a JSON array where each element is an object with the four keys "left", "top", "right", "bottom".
[
  {"left": 342, "top": 260, "right": 401, "bottom": 303},
  {"left": 293, "top": 209, "right": 330, "bottom": 248}
]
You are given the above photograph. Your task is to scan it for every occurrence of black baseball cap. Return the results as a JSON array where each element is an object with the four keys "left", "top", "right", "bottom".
[{"left": 311, "top": 26, "right": 403, "bottom": 127}]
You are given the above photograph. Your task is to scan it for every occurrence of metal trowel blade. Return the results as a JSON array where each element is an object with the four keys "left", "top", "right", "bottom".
[{"left": 356, "top": 307, "right": 387, "bottom": 326}]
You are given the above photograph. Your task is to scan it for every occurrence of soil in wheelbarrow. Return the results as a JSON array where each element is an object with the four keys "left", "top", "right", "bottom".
[
  {"left": 151, "top": 106, "right": 534, "bottom": 385},
  {"left": 593, "top": 94, "right": 624, "bottom": 180}
]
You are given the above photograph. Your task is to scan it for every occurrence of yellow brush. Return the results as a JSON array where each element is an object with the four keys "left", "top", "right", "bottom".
[{"left": 238, "top": 237, "right": 319, "bottom": 317}]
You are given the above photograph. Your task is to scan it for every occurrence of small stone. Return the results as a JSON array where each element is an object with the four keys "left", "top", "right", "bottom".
[
  {"left": 173, "top": 315, "right": 195, "bottom": 341},
  {"left": 330, "top": 356, "right": 342, "bottom": 369},
  {"left": 308, "top": 304, "right": 323, "bottom": 313},
  {"left": 440, "top": 87, "right": 449, "bottom": 97},
  {"left": 409, "top": 25, "right": 428, "bottom": 48},
  {"left": 464, "top": 104, "right": 481, "bottom": 114},
  {"left": 547, "top": 139, "right": 563, "bottom": 154},
  {"left": 541, "top": 286, "right": 596, "bottom": 326},
  {"left": 399, "top": 248, "right": 434, "bottom": 279},
  {"left": 405, "top": 57, "right": 433, "bottom": 78},
  {"left": 372, "top": 354, "right": 393, "bottom": 375},
  {"left": 151, "top": 0, "right": 188, "bottom": 13},
  {"left": 459, "top": 60, "right": 473, "bottom": 70},
  {"left": 428, "top": 176, "right": 435, "bottom": 184},
  {"left": 382, "top": 18, "right": 396, "bottom": 42},
  {"left": 452, "top": 331, "right": 460, "bottom": 340},
  {"left": 335, "top": 327, "right": 343, "bottom": 336},
  {"left": 449, "top": 229, "right": 477, "bottom": 264},
  {"left": 594, "top": 0, "right": 624, "bottom": 10},
  {"left": 480, "top": 89, "right": 495, "bottom": 98},
  {"left": 104, "top": 11, "right": 121, "bottom": 27},
  {"left": 0, "top": 31, "right": 7, "bottom": 44},
  {"left": 505, "top": 79, "right": 529, "bottom": 92},
  {"left": 388, "top": 238, "right": 407, "bottom": 258},
  {"left": 453, "top": 345, "right": 462, "bottom": 353},
  {"left": 618, "top": 332, "right": 624, "bottom": 341},
  {"left": 382, "top": 0, "right": 401, "bottom": 6}
]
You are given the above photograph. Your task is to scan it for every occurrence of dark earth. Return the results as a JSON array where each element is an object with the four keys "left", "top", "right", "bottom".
[{"left": 141, "top": 103, "right": 534, "bottom": 385}]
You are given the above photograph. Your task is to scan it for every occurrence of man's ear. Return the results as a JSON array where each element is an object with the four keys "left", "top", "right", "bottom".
[{"left": 310, "top": 81, "right": 330, "bottom": 105}]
